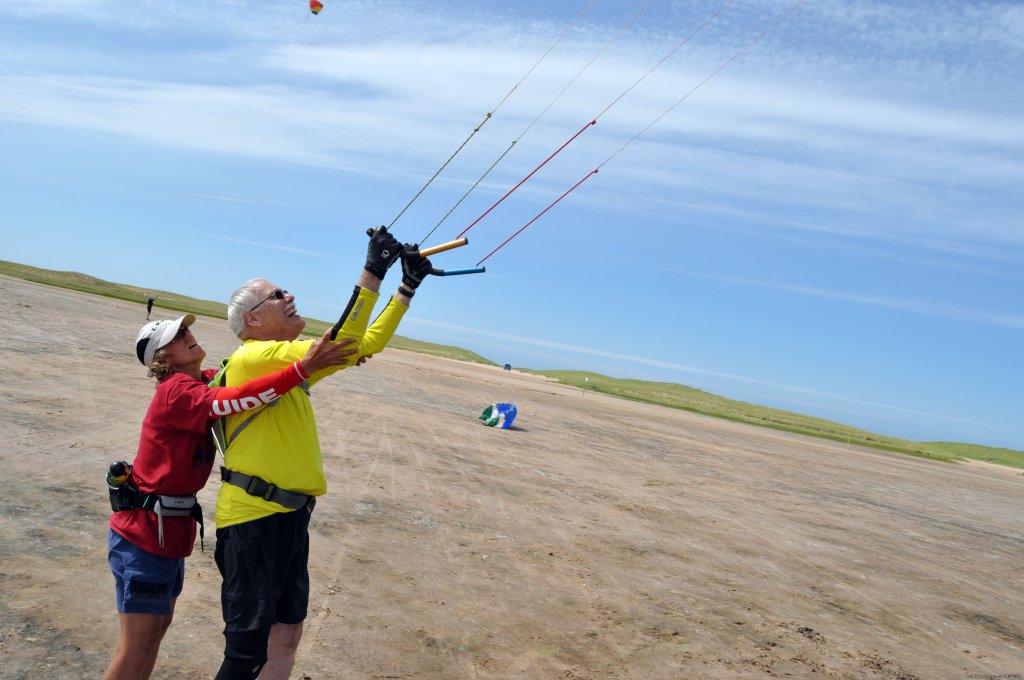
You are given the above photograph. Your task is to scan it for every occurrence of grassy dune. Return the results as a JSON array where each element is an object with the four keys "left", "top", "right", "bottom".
[
  {"left": 519, "top": 370, "right": 989, "bottom": 464},
  {"left": 0, "top": 260, "right": 496, "bottom": 366},
  {"left": 380, "top": 336, "right": 496, "bottom": 365},
  {"left": 0, "top": 260, "right": 228, "bottom": 320},
  {"left": 522, "top": 372, "right": 1023, "bottom": 470},
  {"left": 917, "top": 442, "right": 1024, "bottom": 469},
  {"left": 296, "top": 317, "right": 496, "bottom": 365},
  {"left": 2, "top": 259, "right": 1020, "bottom": 469}
]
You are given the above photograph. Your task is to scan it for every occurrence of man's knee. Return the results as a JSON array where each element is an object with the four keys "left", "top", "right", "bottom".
[
  {"left": 268, "top": 622, "right": 304, "bottom": 654},
  {"left": 215, "top": 628, "right": 271, "bottom": 680}
]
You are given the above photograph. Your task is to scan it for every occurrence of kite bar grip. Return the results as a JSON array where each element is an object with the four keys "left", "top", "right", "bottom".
[
  {"left": 418, "top": 238, "right": 468, "bottom": 257},
  {"left": 430, "top": 266, "right": 485, "bottom": 277},
  {"left": 364, "top": 228, "right": 468, "bottom": 258}
]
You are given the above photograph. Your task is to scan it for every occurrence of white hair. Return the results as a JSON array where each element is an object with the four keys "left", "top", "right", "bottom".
[{"left": 226, "top": 278, "right": 268, "bottom": 338}]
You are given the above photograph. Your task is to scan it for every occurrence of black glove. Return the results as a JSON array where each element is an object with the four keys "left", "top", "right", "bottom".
[
  {"left": 400, "top": 244, "right": 432, "bottom": 290},
  {"left": 364, "top": 226, "right": 402, "bottom": 279}
]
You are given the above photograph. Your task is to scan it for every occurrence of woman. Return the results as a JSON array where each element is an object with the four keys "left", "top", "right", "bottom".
[{"left": 104, "top": 313, "right": 359, "bottom": 680}]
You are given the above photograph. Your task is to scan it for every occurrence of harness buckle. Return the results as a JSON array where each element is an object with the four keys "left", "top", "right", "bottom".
[
  {"left": 262, "top": 483, "right": 277, "bottom": 501},
  {"left": 246, "top": 476, "right": 261, "bottom": 496}
]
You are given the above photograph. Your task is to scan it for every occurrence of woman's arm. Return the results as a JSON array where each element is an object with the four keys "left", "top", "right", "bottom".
[
  {"left": 207, "top": 361, "right": 308, "bottom": 417},
  {"left": 207, "top": 329, "right": 357, "bottom": 417}
]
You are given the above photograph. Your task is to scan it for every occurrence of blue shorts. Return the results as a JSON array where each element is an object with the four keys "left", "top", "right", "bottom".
[{"left": 108, "top": 529, "right": 184, "bottom": 615}]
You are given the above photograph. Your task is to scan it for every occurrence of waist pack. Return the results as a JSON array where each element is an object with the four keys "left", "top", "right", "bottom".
[{"left": 108, "top": 472, "right": 204, "bottom": 550}]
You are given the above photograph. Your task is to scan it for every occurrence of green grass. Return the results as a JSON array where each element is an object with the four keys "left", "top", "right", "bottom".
[
  {"left": 3, "top": 259, "right": 1020, "bottom": 469},
  {"left": 302, "top": 315, "right": 496, "bottom": 364},
  {"left": 918, "top": 442, "right": 1024, "bottom": 469},
  {"left": 384, "top": 335, "right": 497, "bottom": 365},
  {"left": 0, "top": 260, "right": 228, "bottom": 320},
  {"left": 522, "top": 369, "right": 1023, "bottom": 469},
  {"left": 0, "top": 261, "right": 491, "bottom": 368}
]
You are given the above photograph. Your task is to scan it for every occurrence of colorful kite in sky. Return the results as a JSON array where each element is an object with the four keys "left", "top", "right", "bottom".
[{"left": 309, "top": 0, "right": 323, "bottom": 15}]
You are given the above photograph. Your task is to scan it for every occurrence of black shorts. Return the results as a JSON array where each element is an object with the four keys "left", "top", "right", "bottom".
[{"left": 215, "top": 498, "right": 315, "bottom": 633}]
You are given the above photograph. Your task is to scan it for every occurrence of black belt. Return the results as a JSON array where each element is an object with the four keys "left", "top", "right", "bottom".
[
  {"left": 109, "top": 485, "right": 205, "bottom": 550},
  {"left": 220, "top": 467, "right": 311, "bottom": 510}
]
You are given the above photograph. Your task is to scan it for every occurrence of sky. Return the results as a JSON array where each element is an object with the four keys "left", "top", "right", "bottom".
[{"left": 1, "top": 0, "right": 1021, "bottom": 449}]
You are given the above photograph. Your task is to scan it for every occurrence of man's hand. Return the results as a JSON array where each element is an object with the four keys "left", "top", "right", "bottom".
[
  {"left": 300, "top": 331, "right": 359, "bottom": 375},
  {"left": 400, "top": 244, "right": 432, "bottom": 290},
  {"left": 364, "top": 226, "right": 403, "bottom": 279}
]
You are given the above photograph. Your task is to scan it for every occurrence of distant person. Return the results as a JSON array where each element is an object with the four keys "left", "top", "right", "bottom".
[
  {"left": 146, "top": 296, "right": 156, "bottom": 320},
  {"left": 212, "top": 227, "right": 432, "bottom": 680},
  {"left": 103, "top": 315, "right": 358, "bottom": 680}
]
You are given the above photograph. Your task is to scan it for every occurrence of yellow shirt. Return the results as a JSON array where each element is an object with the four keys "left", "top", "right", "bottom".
[{"left": 214, "top": 287, "right": 407, "bottom": 528}]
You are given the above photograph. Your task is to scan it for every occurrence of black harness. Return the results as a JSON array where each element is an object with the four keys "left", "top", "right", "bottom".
[
  {"left": 109, "top": 478, "right": 204, "bottom": 550},
  {"left": 210, "top": 359, "right": 313, "bottom": 510}
]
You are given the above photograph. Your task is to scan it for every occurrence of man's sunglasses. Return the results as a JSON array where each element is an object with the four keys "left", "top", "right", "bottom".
[{"left": 250, "top": 289, "right": 288, "bottom": 312}]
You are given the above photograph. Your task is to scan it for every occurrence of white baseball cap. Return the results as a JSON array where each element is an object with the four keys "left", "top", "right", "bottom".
[{"left": 135, "top": 314, "right": 196, "bottom": 368}]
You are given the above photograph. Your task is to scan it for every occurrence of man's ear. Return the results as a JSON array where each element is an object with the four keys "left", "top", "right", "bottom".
[{"left": 244, "top": 311, "right": 261, "bottom": 328}]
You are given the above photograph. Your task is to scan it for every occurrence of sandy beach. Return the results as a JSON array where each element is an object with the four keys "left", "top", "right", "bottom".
[{"left": 0, "top": 274, "right": 1021, "bottom": 679}]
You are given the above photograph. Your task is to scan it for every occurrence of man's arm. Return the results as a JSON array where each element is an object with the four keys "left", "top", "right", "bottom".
[
  {"left": 361, "top": 244, "right": 431, "bottom": 355},
  {"left": 356, "top": 269, "right": 381, "bottom": 293},
  {"left": 327, "top": 227, "right": 403, "bottom": 342}
]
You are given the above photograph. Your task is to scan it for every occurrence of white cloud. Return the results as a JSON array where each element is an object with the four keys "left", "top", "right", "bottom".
[
  {"left": 684, "top": 272, "right": 1024, "bottom": 331},
  {"left": 1, "top": 0, "right": 1020, "bottom": 256}
]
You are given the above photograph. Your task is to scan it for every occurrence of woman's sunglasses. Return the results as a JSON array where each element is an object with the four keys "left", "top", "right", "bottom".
[
  {"left": 167, "top": 326, "right": 189, "bottom": 345},
  {"left": 250, "top": 289, "right": 288, "bottom": 312}
]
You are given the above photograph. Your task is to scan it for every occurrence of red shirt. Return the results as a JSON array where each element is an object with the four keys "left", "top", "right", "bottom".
[
  {"left": 110, "top": 370, "right": 220, "bottom": 558},
  {"left": 110, "top": 362, "right": 309, "bottom": 558}
]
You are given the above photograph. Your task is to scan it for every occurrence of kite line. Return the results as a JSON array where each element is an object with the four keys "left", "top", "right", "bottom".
[
  {"left": 419, "top": 0, "right": 657, "bottom": 246},
  {"left": 453, "top": 0, "right": 738, "bottom": 247},
  {"left": 598, "top": 0, "right": 807, "bottom": 171},
  {"left": 456, "top": 119, "right": 596, "bottom": 240},
  {"left": 475, "top": 0, "right": 809, "bottom": 266},
  {"left": 385, "top": 0, "right": 599, "bottom": 232}
]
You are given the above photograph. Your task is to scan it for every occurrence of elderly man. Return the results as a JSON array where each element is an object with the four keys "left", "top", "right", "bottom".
[{"left": 212, "top": 228, "right": 432, "bottom": 680}]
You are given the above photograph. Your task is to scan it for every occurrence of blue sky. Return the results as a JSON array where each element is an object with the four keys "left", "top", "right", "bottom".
[{"left": 1, "top": 0, "right": 1021, "bottom": 448}]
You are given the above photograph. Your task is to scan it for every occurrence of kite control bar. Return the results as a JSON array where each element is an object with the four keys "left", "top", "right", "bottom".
[
  {"left": 364, "top": 227, "right": 482, "bottom": 276},
  {"left": 431, "top": 266, "right": 485, "bottom": 276},
  {"left": 416, "top": 238, "right": 468, "bottom": 257},
  {"left": 365, "top": 227, "right": 468, "bottom": 258}
]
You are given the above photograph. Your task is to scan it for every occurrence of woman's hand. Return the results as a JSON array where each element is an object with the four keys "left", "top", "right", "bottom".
[{"left": 300, "top": 330, "right": 359, "bottom": 375}]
